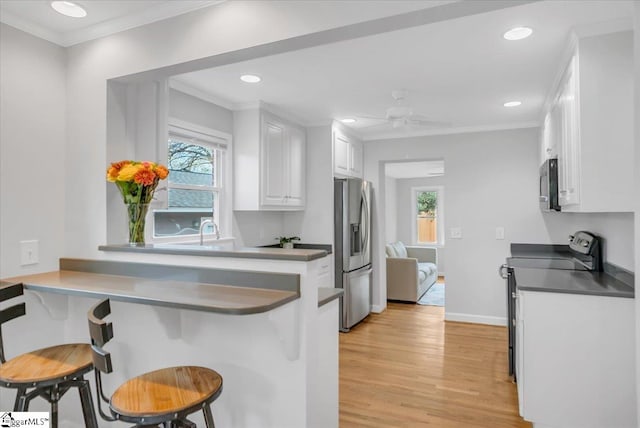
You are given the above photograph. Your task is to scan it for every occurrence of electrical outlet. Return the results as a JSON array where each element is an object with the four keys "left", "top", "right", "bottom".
[
  {"left": 20, "top": 240, "right": 39, "bottom": 265},
  {"left": 496, "top": 227, "right": 505, "bottom": 240},
  {"left": 450, "top": 227, "right": 462, "bottom": 239}
]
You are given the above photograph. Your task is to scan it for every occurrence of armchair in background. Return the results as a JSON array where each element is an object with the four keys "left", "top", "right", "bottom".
[{"left": 386, "top": 241, "right": 438, "bottom": 302}]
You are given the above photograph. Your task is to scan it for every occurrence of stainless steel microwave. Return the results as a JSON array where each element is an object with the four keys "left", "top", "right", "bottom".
[{"left": 540, "top": 158, "right": 561, "bottom": 212}]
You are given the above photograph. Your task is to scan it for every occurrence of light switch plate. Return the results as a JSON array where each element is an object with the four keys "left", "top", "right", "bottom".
[
  {"left": 450, "top": 227, "right": 462, "bottom": 239},
  {"left": 496, "top": 227, "right": 505, "bottom": 240},
  {"left": 20, "top": 240, "right": 39, "bottom": 265}
]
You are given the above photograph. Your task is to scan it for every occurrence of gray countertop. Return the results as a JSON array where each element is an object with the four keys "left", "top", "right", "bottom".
[
  {"left": 513, "top": 267, "right": 634, "bottom": 298},
  {"left": 2, "top": 270, "right": 299, "bottom": 315},
  {"left": 318, "top": 288, "right": 343, "bottom": 308},
  {"left": 99, "top": 244, "right": 328, "bottom": 261}
]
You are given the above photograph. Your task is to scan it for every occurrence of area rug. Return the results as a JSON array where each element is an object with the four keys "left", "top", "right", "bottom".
[{"left": 417, "top": 283, "right": 445, "bottom": 306}]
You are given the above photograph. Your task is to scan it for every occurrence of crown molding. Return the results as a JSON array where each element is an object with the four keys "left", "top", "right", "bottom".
[
  {"left": 0, "top": 9, "right": 66, "bottom": 46},
  {"left": 361, "top": 121, "right": 540, "bottom": 142},
  {"left": 332, "top": 120, "right": 364, "bottom": 141},
  {"left": 63, "top": 1, "right": 224, "bottom": 47},
  {"left": 572, "top": 17, "right": 633, "bottom": 38},
  {"left": 0, "top": 1, "right": 224, "bottom": 47},
  {"left": 169, "top": 79, "right": 236, "bottom": 110}
]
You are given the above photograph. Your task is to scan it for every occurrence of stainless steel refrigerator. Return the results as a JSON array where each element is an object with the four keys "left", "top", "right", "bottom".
[{"left": 334, "top": 177, "right": 372, "bottom": 332}]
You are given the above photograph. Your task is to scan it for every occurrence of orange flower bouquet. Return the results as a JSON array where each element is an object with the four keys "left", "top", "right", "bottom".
[{"left": 106, "top": 160, "right": 169, "bottom": 245}]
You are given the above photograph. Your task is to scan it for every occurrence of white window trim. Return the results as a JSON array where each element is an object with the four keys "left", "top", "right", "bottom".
[
  {"left": 410, "top": 186, "right": 445, "bottom": 247},
  {"left": 151, "top": 118, "right": 233, "bottom": 244}
]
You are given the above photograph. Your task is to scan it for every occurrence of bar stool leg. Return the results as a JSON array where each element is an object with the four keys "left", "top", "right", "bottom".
[
  {"left": 203, "top": 406, "right": 215, "bottom": 428},
  {"left": 77, "top": 378, "right": 99, "bottom": 428},
  {"left": 13, "top": 387, "right": 26, "bottom": 411},
  {"left": 16, "top": 391, "right": 29, "bottom": 411},
  {"left": 50, "top": 384, "right": 59, "bottom": 428}
]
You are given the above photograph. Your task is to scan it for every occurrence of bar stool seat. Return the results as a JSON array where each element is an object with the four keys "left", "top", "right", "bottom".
[
  {"left": 0, "top": 283, "right": 98, "bottom": 428},
  {"left": 89, "top": 298, "right": 223, "bottom": 427},
  {"left": 0, "top": 343, "right": 93, "bottom": 386},
  {"left": 110, "top": 365, "right": 222, "bottom": 421}
]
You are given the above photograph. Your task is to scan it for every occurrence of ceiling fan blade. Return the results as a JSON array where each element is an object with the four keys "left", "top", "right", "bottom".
[
  {"left": 355, "top": 115, "right": 389, "bottom": 121},
  {"left": 407, "top": 117, "right": 452, "bottom": 127},
  {"left": 357, "top": 121, "right": 394, "bottom": 131}
]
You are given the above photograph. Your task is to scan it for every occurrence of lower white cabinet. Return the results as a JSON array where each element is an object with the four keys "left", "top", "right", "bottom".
[{"left": 518, "top": 290, "right": 636, "bottom": 428}]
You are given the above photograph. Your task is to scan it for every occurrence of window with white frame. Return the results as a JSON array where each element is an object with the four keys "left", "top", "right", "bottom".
[
  {"left": 411, "top": 186, "right": 444, "bottom": 246},
  {"left": 153, "top": 123, "right": 227, "bottom": 239}
]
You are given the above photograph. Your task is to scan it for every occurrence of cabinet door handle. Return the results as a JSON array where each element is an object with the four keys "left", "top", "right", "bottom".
[{"left": 559, "top": 190, "right": 567, "bottom": 194}]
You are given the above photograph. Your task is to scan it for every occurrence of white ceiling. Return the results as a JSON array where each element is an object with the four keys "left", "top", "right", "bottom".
[
  {"left": 170, "top": 0, "right": 633, "bottom": 140},
  {"left": 385, "top": 161, "right": 445, "bottom": 179},
  {"left": 0, "top": 0, "right": 222, "bottom": 46},
  {"left": 1, "top": 0, "right": 633, "bottom": 141}
]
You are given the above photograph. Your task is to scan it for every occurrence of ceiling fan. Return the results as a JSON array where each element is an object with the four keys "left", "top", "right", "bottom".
[{"left": 358, "top": 90, "right": 449, "bottom": 129}]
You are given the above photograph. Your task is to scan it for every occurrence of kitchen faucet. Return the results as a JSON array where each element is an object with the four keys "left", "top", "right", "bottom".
[{"left": 199, "top": 219, "right": 220, "bottom": 244}]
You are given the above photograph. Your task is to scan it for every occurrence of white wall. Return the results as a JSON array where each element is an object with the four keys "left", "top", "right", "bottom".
[
  {"left": 384, "top": 176, "right": 398, "bottom": 243},
  {"left": 284, "top": 125, "right": 334, "bottom": 245},
  {"left": 364, "top": 127, "right": 635, "bottom": 325},
  {"left": 633, "top": 2, "right": 640, "bottom": 418},
  {"left": 394, "top": 176, "right": 446, "bottom": 274},
  {"left": 0, "top": 24, "right": 67, "bottom": 278},
  {"left": 232, "top": 211, "right": 285, "bottom": 247},
  {"left": 541, "top": 212, "right": 634, "bottom": 271},
  {"left": 169, "top": 88, "right": 233, "bottom": 134}
]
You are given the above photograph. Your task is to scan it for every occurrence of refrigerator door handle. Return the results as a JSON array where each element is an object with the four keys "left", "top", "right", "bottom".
[
  {"left": 360, "top": 195, "right": 367, "bottom": 251},
  {"left": 361, "top": 186, "right": 370, "bottom": 262}
]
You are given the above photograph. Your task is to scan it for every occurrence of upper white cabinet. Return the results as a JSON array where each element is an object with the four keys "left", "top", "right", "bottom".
[
  {"left": 234, "top": 108, "right": 306, "bottom": 210},
  {"left": 541, "top": 30, "right": 633, "bottom": 212},
  {"left": 332, "top": 123, "right": 363, "bottom": 179}
]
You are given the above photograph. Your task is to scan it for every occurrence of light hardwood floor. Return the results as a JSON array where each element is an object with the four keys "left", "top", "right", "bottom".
[{"left": 339, "top": 302, "right": 531, "bottom": 428}]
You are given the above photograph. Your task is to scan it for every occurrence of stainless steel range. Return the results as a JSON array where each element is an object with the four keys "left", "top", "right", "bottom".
[{"left": 498, "top": 231, "right": 603, "bottom": 381}]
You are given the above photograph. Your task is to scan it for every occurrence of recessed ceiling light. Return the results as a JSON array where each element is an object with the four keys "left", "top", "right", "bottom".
[
  {"left": 240, "top": 74, "right": 261, "bottom": 83},
  {"left": 50, "top": 1, "right": 87, "bottom": 18},
  {"left": 503, "top": 27, "right": 533, "bottom": 41},
  {"left": 340, "top": 118, "right": 357, "bottom": 124},
  {"left": 504, "top": 101, "right": 522, "bottom": 107}
]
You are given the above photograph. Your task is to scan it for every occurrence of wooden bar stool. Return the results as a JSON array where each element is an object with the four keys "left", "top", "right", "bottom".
[
  {"left": 0, "top": 282, "right": 98, "bottom": 428},
  {"left": 88, "top": 298, "right": 223, "bottom": 427}
]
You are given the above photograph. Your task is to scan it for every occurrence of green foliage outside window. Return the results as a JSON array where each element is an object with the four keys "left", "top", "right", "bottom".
[{"left": 417, "top": 191, "right": 437, "bottom": 216}]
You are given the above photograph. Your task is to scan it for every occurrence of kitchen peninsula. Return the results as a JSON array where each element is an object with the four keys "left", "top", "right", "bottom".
[{"left": 2, "top": 246, "right": 340, "bottom": 428}]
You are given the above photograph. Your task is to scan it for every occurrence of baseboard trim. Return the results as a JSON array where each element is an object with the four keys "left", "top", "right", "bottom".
[
  {"left": 371, "top": 304, "right": 385, "bottom": 313},
  {"left": 445, "top": 312, "right": 506, "bottom": 326}
]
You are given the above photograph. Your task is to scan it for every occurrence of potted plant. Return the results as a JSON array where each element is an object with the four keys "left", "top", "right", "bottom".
[{"left": 276, "top": 236, "right": 300, "bottom": 249}]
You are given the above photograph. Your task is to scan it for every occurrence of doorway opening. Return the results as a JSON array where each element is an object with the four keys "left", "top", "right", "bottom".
[{"left": 384, "top": 159, "right": 445, "bottom": 307}]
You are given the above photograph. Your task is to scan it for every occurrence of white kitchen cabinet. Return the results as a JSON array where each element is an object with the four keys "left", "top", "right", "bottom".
[
  {"left": 556, "top": 55, "right": 580, "bottom": 207},
  {"left": 234, "top": 108, "right": 306, "bottom": 210},
  {"left": 539, "top": 112, "right": 554, "bottom": 164},
  {"left": 332, "top": 123, "right": 363, "bottom": 179},
  {"left": 518, "top": 290, "right": 636, "bottom": 428},
  {"left": 542, "top": 30, "right": 633, "bottom": 212}
]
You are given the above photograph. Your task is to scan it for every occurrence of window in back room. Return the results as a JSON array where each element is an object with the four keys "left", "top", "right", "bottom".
[{"left": 412, "top": 188, "right": 443, "bottom": 245}]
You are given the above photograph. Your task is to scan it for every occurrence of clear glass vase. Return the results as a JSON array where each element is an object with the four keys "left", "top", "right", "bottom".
[{"left": 126, "top": 203, "right": 149, "bottom": 246}]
